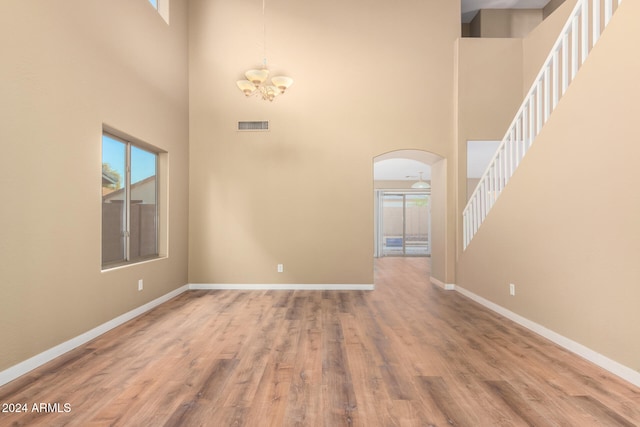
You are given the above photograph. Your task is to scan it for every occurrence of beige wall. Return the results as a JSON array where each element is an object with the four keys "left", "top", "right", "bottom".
[
  {"left": 473, "top": 9, "right": 543, "bottom": 38},
  {"left": 544, "top": 0, "right": 567, "bottom": 18},
  {"left": 469, "top": 12, "right": 483, "bottom": 37},
  {"left": 523, "top": 0, "right": 579, "bottom": 94},
  {"left": 457, "top": 0, "right": 640, "bottom": 373},
  {"left": 457, "top": 0, "right": 582, "bottom": 253},
  {"left": 456, "top": 38, "right": 524, "bottom": 137},
  {"left": 466, "top": 178, "right": 481, "bottom": 201},
  {"left": 429, "top": 159, "right": 449, "bottom": 282},
  {"left": 456, "top": 37, "right": 524, "bottom": 243},
  {"left": 462, "top": 23, "right": 472, "bottom": 37},
  {"left": 188, "top": 0, "right": 460, "bottom": 285},
  {"left": 0, "top": 1, "right": 189, "bottom": 371}
]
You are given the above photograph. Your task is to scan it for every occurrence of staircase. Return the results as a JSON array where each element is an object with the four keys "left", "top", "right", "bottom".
[{"left": 463, "top": 0, "right": 624, "bottom": 250}]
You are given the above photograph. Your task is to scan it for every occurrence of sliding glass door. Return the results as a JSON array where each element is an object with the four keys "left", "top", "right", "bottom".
[
  {"left": 381, "top": 194, "right": 404, "bottom": 256},
  {"left": 376, "top": 191, "right": 430, "bottom": 257}
]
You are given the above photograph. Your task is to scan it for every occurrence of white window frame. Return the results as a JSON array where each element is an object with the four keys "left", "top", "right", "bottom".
[{"left": 102, "top": 128, "right": 165, "bottom": 270}]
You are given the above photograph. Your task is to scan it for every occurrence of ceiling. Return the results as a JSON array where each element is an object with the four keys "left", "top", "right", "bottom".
[{"left": 461, "top": 0, "right": 551, "bottom": 22}]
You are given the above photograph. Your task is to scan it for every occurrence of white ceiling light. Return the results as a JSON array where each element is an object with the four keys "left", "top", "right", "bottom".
[
  {"left": 236, "top": 0, "right": 293, "bottom": 102},
  {"left": 411, "top": 172, "right": 431, "bottom": 189}
]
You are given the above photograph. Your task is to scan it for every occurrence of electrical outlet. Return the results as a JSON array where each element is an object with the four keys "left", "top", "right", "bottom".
[
  {"left": 138, "top": 279, "right": 144, "bottom": 291},
  {"left": 509, "top": 283, "right": 515, "bottom": 296},
  {"left": 277, "top": 264, "right": 284, "bottom": 273}
]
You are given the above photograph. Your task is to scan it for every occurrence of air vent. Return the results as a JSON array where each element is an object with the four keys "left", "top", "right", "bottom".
[{"left": 237, "top": 121, "right": 269, "bottom": 131}]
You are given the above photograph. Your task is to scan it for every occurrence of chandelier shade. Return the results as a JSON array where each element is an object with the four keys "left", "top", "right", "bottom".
[
  {"left": 236, "top": 80, "right": 256, "bottom": 96},
  {"left": 271, "top": 76, "right": 294, "bottom": 93},
  {"left": 245, "top": 69, "right": 269, "bottom": 85}
]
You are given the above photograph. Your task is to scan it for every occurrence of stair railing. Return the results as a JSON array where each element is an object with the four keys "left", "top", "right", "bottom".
[{"left": 462, "top": 0, "right": 623, "bottom": 250}]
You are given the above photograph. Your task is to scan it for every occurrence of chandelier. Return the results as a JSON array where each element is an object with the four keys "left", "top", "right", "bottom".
[
  {"left": 237, "top": 69, "right": 293, "bottom": 102},
  {"left": 236, "top": 0, "right": 293, "bottom": 102}
]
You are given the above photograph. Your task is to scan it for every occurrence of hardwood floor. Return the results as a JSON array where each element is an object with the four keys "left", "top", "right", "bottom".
[{"left": 1, "top": 257, "right": 639, "bottom": 426}]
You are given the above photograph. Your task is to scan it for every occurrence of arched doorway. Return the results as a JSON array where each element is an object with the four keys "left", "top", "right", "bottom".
[{"left": 373, "top": 149, "right": 446, "bottom": 278}]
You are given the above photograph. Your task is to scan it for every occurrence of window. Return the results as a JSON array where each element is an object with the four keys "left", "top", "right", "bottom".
[
  {"left": 147, "top": 0, "right": 169, "bottom": 24},
  {"left": 102, "top": 132, "right": 159, "bottom": 268}
]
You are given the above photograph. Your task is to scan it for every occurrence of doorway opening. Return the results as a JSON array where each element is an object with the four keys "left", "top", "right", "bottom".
[
  {"left": 375, "top": 191, "right": 430, "bottom": 257},
  {"left": 373, "top": 149, "right": 446, "bottom": 286},
  {"left": 373, "top": 150, "right": 437, "bottom": 259}
]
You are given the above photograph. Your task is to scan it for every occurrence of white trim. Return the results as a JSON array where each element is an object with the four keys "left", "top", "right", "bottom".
[
  {"left": 101, "top": 256, "right": 167, "bottom": 273},
  {"left": 0, "top": 282, "right": 372, "bottom": 386},
  {"left": 157, "top": 0, "right": 170, "bottom": 24},
  {"left": 454, "top": 285, "right": 640, "bottom": 388},
  {"left": 188, "top": 283, "right": 375, "bottom": 291},
  {"left": 430, "top": 277, "right": 456, "bottom": 291},
  {"left": 0, "top": 285, "right": 188, "bottom": 388},
  {"left": 6, "top": 281, "right": 637, "bottom": 391}
]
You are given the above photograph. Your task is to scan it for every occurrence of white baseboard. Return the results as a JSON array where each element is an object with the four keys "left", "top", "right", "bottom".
[
  {"left": 0, "top": 283, "right": 373, "bottom": 387},
  {"left": 11, "top": 281, "right": 636, "bottom": 391},
  {"left": 454, "top": 285, "right": 640, "bottom": 388},
  {"left": 0, "top": 285, "right": 189, "bottom": 388},
  {"left": 430, "top": 277, "right": 456, "bottom": 291},
  {"left": 188, "top": 283, "right": 375, "bottom": 291}
]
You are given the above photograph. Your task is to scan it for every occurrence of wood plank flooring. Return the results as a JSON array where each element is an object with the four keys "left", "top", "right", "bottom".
[{"left": 1, "top": 257, "right": 639, "bottom": 426}]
